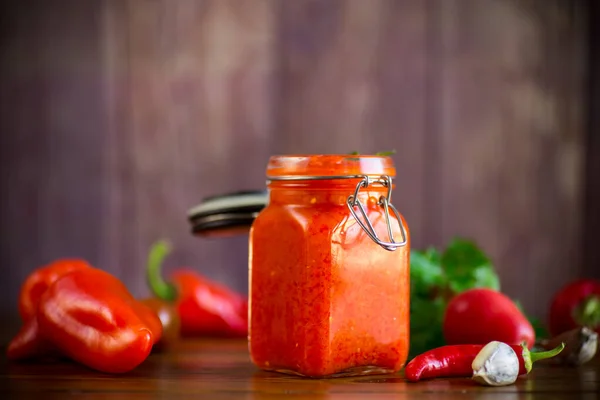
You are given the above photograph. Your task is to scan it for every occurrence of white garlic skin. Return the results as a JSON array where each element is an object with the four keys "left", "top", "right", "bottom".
[{"left": 472, "top": 341, "right": 520, "bottom": 387}]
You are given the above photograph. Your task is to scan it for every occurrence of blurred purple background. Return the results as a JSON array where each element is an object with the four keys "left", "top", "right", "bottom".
[{"left": 0, "top": 0, "right": 598, "bottom": 337}]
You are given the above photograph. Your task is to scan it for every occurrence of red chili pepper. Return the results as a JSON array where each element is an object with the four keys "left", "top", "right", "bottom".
[
  {"left": 8, "top": 267, "right": 163, "bottom": 373},
  {"left": 404, "top": 342, "right": 565, "bottom": 382},
  {"left": 443, "top": 288, "right": 536, "bottom": 349},
  {"left": 146, "top": 240, "right": 248, "bottom": 338},
  {"left": 18, "top": 258, "right": 91, "bottom": 321},
  {"left": 549, "top": 279, "right": 600, "bottom": 337}
]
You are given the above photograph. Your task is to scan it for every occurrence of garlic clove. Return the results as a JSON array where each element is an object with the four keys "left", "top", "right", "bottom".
[
  {"left": 539, "top": 327, "right": 598, "bottom": 366},
  {"left": 472, "top": 341, "right": 520, "bottom": 386},
  {"left": 575, "top": 328, "right": 599, "bottom": 365}
]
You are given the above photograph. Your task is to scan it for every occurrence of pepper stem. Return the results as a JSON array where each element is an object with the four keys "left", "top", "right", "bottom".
[
  {"left": 520, "top": 342, "right": 565, "bottom": 373},
  {"left": 574, "top": 295, "right": 600, "bottom": 327},
  {"left": 146, "top": 240, "right": 178, "bottom": 302}
]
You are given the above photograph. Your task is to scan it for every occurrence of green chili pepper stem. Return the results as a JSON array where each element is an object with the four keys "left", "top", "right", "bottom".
[
  {"left": 520, "top": 342, "right": 565, "bottom": 374},
  {"left": 146, "top": 240, "right": 178, "bottom": 302},
  {"left": 574, "top": 295, "right": 600, "bottom": 327}
]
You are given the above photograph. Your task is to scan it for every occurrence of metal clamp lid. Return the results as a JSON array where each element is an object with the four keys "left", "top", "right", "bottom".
[
  {"left": 346, "top": 175, "right": 407, "bottom": 251},
  {"left": 268, "top": 174, "right": 407, "bottom": 251}
]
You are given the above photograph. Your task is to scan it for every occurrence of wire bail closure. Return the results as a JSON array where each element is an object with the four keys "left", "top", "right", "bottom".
[
  {"left": 266, "top": 174, "right": 408, "bottom": 251},
  {"left": 346, "top": 175, "right": 407, "bottom": 251}
]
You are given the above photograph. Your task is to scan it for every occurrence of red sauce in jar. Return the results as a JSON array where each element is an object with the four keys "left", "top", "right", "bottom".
[{"left": 249, "top": 155, "right": 410, "bottom": 378}]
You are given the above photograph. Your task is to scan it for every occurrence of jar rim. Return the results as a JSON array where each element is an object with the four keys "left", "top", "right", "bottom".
[{"left": 266, "top": 154, "right": 396, "bottom": 179}]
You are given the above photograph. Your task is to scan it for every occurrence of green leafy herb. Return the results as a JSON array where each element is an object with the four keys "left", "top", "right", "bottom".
[
  {"left": 442, "top": 238, "right": 500, "bottom": 293},
  {"left": 348, "top": 150, "right": 396, "bottom": 156},
  {"left": 375, "top": 150, "right": 396, "bottom": 156},
  {"left": 408, "top": 296, "right": 446, "bottom": 359},
  {"left": 410, "top": 247, "right": 445, "bottom": 297},
  {"left": 531, "top": 318, "right": 550, "bottom": 340}
]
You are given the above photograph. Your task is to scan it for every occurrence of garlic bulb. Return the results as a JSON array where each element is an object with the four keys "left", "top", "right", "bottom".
[{"left": 472, "top": 341, "right": 519, "bottom": 386}]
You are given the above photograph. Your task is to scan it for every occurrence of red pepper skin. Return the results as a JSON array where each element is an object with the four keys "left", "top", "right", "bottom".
[
  {"left": 8, "top": 268, "right": 163, "bottom": 373},
  {"left": 405, "top": 344, "right": 545, "bottom": 382},
  {"left": 443, "top": 288, "right": 535, "bottom": 349},
  {"left": 549, "top": 279, "right": 600, "bottom": 336},
  {"left": 6, "top": 317, "right": 54, "bottom": 361},
  {"left": 146, "top": 241, "right": 248, "bottom": 338},
  {"left": 172, "top": 270, "right": 248, "bottom": 338},
  {"left": 405, "top": 345, "right": 482, "bottom": 382},
  {"left": 18, "top": 259, "right": 91, "bottom": 321}
]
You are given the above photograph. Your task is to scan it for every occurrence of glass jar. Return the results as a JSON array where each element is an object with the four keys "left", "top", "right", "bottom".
[{"left": 248, "top": 154, "right": 410, "bottom": 378}]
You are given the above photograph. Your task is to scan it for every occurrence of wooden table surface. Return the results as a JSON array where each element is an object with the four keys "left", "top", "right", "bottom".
[{"left": 1, "top": 339, "right": 599, "bottom": 399}]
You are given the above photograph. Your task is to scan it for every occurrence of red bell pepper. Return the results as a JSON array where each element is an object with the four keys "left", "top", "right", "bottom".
[
  {"left": 146, "top": 240, "right": 248, "bottom": 338},
  {"left": 18, "top": 258, "right": 91, "bottom": 321},
  {"left": 549, "top": 279, "right": 600, "bottom": 336},
  {"left": 6, "top": 316, "right": 52, "bottom": 361},
  {"left": 405, "top": 341, "right": 564, "bottom": 382},
  {"left": 8, "top": 267, "right": 163, "bottom": 373}
]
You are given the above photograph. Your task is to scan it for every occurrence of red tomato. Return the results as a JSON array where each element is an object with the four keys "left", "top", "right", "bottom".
[
  {"left": 443, "top": 288, "right": 536, "bottom": 349},
  {"left": 548, "top": 279, "right": 600, "bottom": 337}
]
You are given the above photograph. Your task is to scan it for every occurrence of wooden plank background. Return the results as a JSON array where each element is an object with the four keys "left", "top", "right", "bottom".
[
  {"left": 584, "top": 0, "right": 600, "bottom": 288},
  {"left": 0, "top": 0, "right": 593, "bottom": 331}
]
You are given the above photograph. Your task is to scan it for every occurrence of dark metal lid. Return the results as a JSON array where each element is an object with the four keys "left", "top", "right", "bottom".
[{"left": 187, "top": 190, "right": 268, "bottom": 237}]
